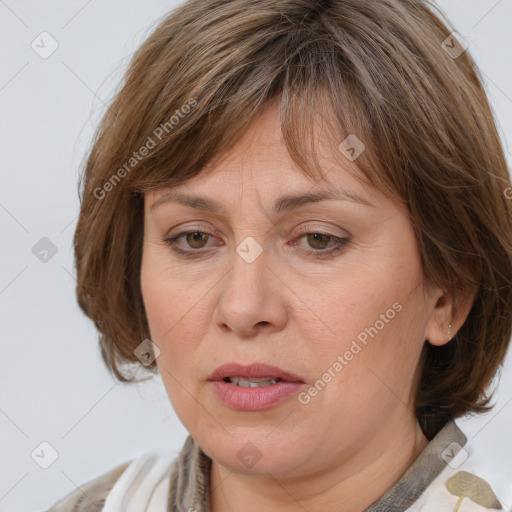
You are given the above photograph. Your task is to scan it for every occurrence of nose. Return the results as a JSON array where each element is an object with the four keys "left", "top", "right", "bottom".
[{"left": 213, "top": 240, "right": 288, "bottom": 338}]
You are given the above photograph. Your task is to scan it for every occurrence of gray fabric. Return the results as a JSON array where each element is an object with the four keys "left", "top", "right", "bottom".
[
  {"left": 167, "top": 420, "right": 467, "bottom": 511},
  {"left": 364, "top": 420, "right": 467, "bottom": 511},
  {"left": 167, "top": 435, "right": 211, "bottom": 512}
]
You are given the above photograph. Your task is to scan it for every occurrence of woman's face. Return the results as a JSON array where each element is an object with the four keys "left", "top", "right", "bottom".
[{"left": 140, "top": 104, "right": 446, "bottom": 478}]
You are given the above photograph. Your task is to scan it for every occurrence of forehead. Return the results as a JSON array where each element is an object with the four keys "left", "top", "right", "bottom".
[{"left": 145, "top": 103, "right": 378, "bottom": 209}]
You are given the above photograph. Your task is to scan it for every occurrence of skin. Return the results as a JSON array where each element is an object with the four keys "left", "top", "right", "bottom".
[{"left": 140, "top": 102, "right": 474, "bottom": 512}]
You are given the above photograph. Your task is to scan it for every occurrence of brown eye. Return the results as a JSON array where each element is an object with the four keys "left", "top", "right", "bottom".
[
  {"left": 306, "top": 233, "right": 332, "bottom": 250},
  {"left": 293, "top": 230, "right": 351, "bottom": 258},
  {"left": 185, "top": 232, "right": 210, "bottom": 249},
  {"left": 163, "top": 229, "right": 217, "bottom": 259},
  {"left": 164, "top": 229, "right": 349, "bottom": 260}
]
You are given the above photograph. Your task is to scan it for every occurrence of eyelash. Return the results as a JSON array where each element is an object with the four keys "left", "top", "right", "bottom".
[{"left": 162, "top": 228, "right": 350, "bottom": 260}]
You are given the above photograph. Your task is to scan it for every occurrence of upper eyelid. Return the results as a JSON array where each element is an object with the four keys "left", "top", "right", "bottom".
[
  {"left": 167, "top": 219, "right": 348, "bottom": 236},
  {"left": 169, "top": 226, "right": 345, "bottom": 240}
]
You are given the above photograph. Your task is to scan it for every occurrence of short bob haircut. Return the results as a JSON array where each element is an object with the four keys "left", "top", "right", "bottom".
[{"left": 74, "top": 0, "right": 512, "bottom": 438}]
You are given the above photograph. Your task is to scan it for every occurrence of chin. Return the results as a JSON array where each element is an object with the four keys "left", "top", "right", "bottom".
[{"left": 197, "top": 427, "right": 310, "bottom": 477}]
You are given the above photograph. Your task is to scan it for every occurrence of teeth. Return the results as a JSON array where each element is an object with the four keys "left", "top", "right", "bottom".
[{"left": 228, "top": 377, "right": 280, "bottom": 387}]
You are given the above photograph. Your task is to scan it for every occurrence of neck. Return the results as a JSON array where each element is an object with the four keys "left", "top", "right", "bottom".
[{"left": 209, "top": 415, "right": 429, "bottom": 512}]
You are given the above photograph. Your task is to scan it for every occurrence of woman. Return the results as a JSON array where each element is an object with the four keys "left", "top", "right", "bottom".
[{"left": 45, "top": 0, "right": 512, "bottom": 510}]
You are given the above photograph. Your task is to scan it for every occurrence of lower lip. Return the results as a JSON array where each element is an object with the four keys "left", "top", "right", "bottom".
[{"left": 210, "top": 380, "right": 306, "bottom": 411}]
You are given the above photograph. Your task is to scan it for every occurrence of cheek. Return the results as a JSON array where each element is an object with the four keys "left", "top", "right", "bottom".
[
  {"left": 141, "top": 242, "right": 193, "bottom": 332},
  {"left": 142, "top": 277, "right": 205, "bottom": 354},
  {"left": 140, "top": 254, "right": 210, "bottom": 430},
  {"left": 140, "top": 247, "right": 215, "bottom": 372},
  {"left": 318, "top": 295, "right": 426, "bottom": 417},
  {"left": 307, "top": 265, "right": 426, "bottom": 405}
]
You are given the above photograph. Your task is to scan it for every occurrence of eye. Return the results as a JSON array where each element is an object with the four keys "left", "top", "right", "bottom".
[
  {"left": 304, "top": 233, "right": 334, "bottom": 249},
  {"left": 293, "top": 231, "right": 350, "bottom": 258},
  {"left": 163, "top": 230, "right": 215, "bottom": 258},
  {"left": 178, "top": 231, "right": 210, "bottom": 249},
  {"left": 162, "top": 228, "right": 351, "bottom": 259}
]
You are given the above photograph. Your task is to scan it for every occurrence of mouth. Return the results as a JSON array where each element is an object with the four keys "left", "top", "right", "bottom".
[
  {"left": 208, "top": 362, "right": 306, "bottom": 411},
  {"left": 209, "top": 362, "right": 306, "bottom": 384},
  {"left": 222, "top": 376, "right": 284, "bottom": 387}
]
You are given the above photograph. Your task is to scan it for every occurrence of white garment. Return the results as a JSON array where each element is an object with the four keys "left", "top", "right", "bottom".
[
  {"left": 407, "top": 442, "right": 512, "bottom": 511},
  {"left": 102, "top": 451, "right": 173, "bottom": 512}
]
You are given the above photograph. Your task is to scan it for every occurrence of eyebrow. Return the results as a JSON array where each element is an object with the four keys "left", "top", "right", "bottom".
[{"left": 150, "top": 188, "right": 374, "bottom": 215}]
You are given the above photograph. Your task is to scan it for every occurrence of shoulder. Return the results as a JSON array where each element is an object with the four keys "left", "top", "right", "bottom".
[
  {"left": 408, "top": 421, "right": 512, "bottom": 511},
  {"left": 44, "top": 458, "right": 134, "bottom": 512},
  {"left": 43, "top": 439, "right": 206, "bottom": 512}
]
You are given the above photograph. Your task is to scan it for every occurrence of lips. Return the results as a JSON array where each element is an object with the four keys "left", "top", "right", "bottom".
[
  {"left": 209, "top": 362, "right": 305, "bottom": 383},
  {"left": 209, "top": 362, "right": 307, "bottom": 411}
]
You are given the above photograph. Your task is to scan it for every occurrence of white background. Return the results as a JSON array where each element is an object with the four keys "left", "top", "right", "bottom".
[{"left": 0, "top": 1, "right": 511, "bottom": 511}]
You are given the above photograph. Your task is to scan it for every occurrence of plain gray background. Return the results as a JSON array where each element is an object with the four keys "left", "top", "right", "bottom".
[{"left": 0, "top": 1, "right": 511, "bottom": 511}]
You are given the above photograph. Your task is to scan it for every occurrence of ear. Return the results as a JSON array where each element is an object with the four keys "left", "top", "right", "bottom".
[{"left": 424, "top": 284, "right": 477, "bottom": 347}]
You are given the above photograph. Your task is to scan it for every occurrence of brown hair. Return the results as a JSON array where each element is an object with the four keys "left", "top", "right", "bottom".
[{"left": 74, "top": 0, "right": 512, "bottom": 437}]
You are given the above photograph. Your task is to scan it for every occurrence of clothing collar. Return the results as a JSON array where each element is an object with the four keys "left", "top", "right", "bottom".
[{"left": 365, "top": 419, "right": 467, "bottom": 511}]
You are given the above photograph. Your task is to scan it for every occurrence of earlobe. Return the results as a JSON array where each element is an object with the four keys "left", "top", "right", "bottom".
[
  {"left": 425, "top": 290, "right": 454, "bottom": 347},
  {"left": 446, "top": 322, "right": 452, "bottom": 341}
]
